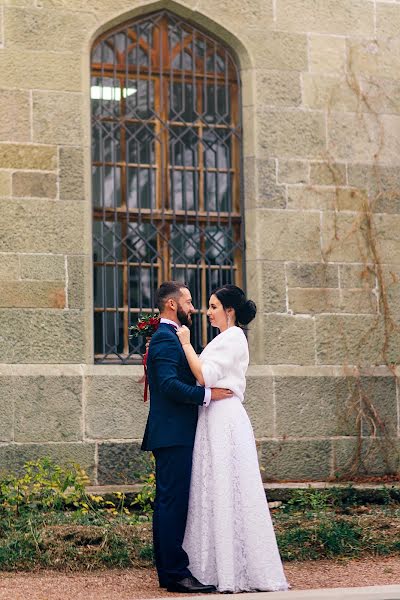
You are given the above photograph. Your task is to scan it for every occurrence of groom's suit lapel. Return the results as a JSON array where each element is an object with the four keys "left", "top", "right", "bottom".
[{"left": 158, "top": 322, "right": 187, "bottom": 362}]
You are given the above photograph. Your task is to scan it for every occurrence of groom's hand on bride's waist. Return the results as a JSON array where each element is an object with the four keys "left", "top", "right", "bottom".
[{"left": 210, "top": 388, "right": 234, "bottom": 400}]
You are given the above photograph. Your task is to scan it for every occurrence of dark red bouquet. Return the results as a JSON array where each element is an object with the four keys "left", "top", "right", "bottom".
[{"left": 129, "top": 314, "right": 160, "bottom": 402}]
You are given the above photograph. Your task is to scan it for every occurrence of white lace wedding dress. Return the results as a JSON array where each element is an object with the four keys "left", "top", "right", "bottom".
[{"left": 183, "top": 326, "right": 289, "bottom": 593}]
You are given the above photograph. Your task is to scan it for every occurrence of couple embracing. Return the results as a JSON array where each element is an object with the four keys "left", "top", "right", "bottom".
[{"left": 141, "top": 281, "right": 288, "bottom": 594}]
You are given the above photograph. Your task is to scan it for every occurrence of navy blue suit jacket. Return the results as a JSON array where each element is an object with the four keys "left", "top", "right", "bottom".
[{"left": 141, "top": 322, "right": 206, "bottom": 451}]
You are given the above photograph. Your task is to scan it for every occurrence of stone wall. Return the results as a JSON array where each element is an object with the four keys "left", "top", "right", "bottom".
[{"left": 0, "top": 0, "right": 400, "bottom": 482}]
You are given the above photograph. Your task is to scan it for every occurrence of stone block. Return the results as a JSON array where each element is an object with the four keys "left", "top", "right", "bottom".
[
  {"left": 67, "top": 255, "right": 90, "bottom": 310},
  {"left": 321, "top": 212, "right": 372, "bottom": 263},
  {"left": 359, "top": 376, "right": 398, "bottom": 438},
  {"left": 59, "top": 146, "right": 86, "bottom": 201},
  {"left": 374, "top": 214, "right": 400, "bottom": 264},
  {"left": 254, "top": 159, "right": 286, "bottom": 208},
  {"left": 275, "top": 0, "right": 374, "bottom": 36},
  {"left": 247, "top": 211, "right": 321, "bottom": 262},
  {"left": 275, "top": 376, "right": 358, "bottom": 437},
  {"left": 358, "top": 77, "right": 400, "bottom": 117},
  {"left": 376, "top": 2, "right": 400, "bottom": 39},
  {"left": 333, "top": 438, "right": 400, "bottom": 478},
  {"left": 4, "top": 7, "right": 97, "bottom": 51},
  {"left": 0, "top": 309, "right": 85, "bottom": 363},
  {"left": 98, "top": 442, "right": 151, "bottom": 485},
  {"left": 245, "top": 31, "right": 308, "bottom": 71},
  {"left": 12, "top": 375, "right": 82, "bottom": 442},
  {"left": 347, "top": 38, "right": 400, "bottom": 83},
  {"left": 380, "top": 265, "right": 400, "bottom": 318},
  {"left": 0, "top": 254, "right": 20, "bottom": 280},
  {"left": 263, "top": 314, "right": 315, "bottom": 365},
  {"left": 339, "top": 264, "right": 375, "bottom": 288},
  {"left": 0, "top": 443, "right": 96, "bottom": 482},
  {"left": 257, "top": 108, "right": 326, "bottom": 159},
  {"left": 85, "top": 375, "right": 148, "bottom": 440},
  {"left": 256, "top": 70, "right": 301, "bottom": 107},
  {"left": 259, "top": 440, "right": 332, "bottom": 481},
  {"left": 20, "top": 254, "right": 65, "bottom": 281},
  {"left": 0, "top": 281, "right": 65, "bottom": 308},
  {"left": 316, "top": 314, "right": 400, "bottom": 366},
  {"left": 0, "top": 199, "right": 85, "bottom": 253},
  {"left": 302, "top": 73, "right": 359, "bottom": 112},
  {"left": 287, "top": 186, "right": 367, "bottom": 211},
  {"left": 0, "top": 49, "right": 81, "bottom": 91},
  {"left": 289, "top": 288, "right": 341, "bottom": 314},
  {"left": 12, "top": 172, "right": 57, "bottom": 198},
  {"left": 33, "top": 92, "right": 84, "bottom": 146},
  {"left": 196, "top": 0, "right": 272, "bottom": 32},
  {"left": 0, "top": 89, "right": 30, "bottom": 142},
  {"left": 0, "top": 377, "right": 14, "bottom": 441},
  {"left": 310, "top": 162, "right": 346, "bottom": 186},
  {"left": 347, "top": 164, "right": 400, "bottom": 214},
  {"left": 286, "top": 263, "right": 338, "bottom": 288},
  {"left": 0, "top": 144, "right": 57, "bottom": 170},
  {"left": 261, "top": 262, "right": 287, "bottom": 313},
  {"left": 0, "top": 171, "right": 11, "bottom": 197},
  {"left": 328, "top": 112, "right": 400, "bottom": 164},
  {"left": 340, "top": 289, "right": 377, "bottom": 314},
  {"left": 309, "top": 35, "right": 346, "bottom": 75},
  {"left": 277, "top": 160, "right": 309, "bottom": 185},
  {"left": 244, "top": 375, "right": 274, "bottom": 438}
]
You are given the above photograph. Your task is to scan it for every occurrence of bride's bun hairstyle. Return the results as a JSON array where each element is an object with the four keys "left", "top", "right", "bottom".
[{"left": 213, "top": 284, "right": 257, "bottom": 326}]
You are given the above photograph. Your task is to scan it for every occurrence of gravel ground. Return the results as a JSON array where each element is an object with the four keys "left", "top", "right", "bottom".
[{"left": 0, "top": 557, "right": 399, "bottom": 600}]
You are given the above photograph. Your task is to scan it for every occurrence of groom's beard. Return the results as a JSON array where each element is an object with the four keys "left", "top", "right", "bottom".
[{"left": 177, "top": 305, "right": 193, "bottom": 327}]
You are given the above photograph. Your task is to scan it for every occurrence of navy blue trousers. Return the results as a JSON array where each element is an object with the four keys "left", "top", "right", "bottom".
[{"left": 152, "top": 446, "right": 193, "bottom": 586}]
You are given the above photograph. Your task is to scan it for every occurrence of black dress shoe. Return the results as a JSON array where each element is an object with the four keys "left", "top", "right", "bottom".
[{"left": 167, "top": 575, "right": 217, "bottom": 593}]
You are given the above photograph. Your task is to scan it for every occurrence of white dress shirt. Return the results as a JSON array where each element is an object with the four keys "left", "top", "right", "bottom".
[{"left": 160, "top": 318, "right": 211, "bottom": 406}]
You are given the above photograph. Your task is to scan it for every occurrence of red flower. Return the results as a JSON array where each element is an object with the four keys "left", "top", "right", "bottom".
[{"left": 138, "top": 322, "right": 147, "bottom": 330}]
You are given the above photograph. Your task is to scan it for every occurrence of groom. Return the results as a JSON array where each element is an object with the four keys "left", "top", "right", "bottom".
[{"left": 141, "top": 281, "right": 232, "bottom": 594}]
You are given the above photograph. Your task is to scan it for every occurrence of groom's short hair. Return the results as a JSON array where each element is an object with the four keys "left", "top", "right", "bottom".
[{"left": 156, "top": 281, "right": 189, "bottom": 312}]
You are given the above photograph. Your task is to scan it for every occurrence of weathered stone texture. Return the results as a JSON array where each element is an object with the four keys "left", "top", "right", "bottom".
[
  {"left": 0, "top": 281, "right": 65, "bottom": 308},
  {"left": 256, "top": 70, "right": 301, "bottom": 107},
  {"left": 0, "top": 144, "right": 57, "bottom": 170},
  {"left": 263, "top": 314, "right": 315, "bottom": 365},
  {"left": 97, "top": 442, "right": 150, "bottom": 485},
  {"left": 328, "top": 112, "right": 400, "bottom": 164},
  {"left": 253, "top": 159, "right": 286, "bottom": 208},
  {"left": 376, "top": 2, "right": 400, "bottom": 39},
  {"left": 275, "top": 376, "right": 358, "bottom": 437},
  {"left": 245, "top": 376, "right": 274, "bottom": 438},
  {"left": 339, "top": 264, "right": 375, "bottom": 289},
  {"left": 59, "top": 146, "right": 86, "bottom": 201},
  {"left": 276, "top": 0, "right": 374, "bottom": 36},
  {"left": 286, "top": 263, "right": 338, "bottom": 288},
  {"left": 0, "top": 443, "right": 96, "bottom": 481},
  {"left": 258, "top": 109, "right": 326, "bottom": 158},
  {"left": 347, "top": 38, "right": 400, "bottom": 82},
  {"left": 310, "top": 162, "right": 347, "bottom": 186},
  {"left": 12, "top": 172, "right": 57, "bottom": 198},
  {"left": 19, "top": 254, "right": 65, "bottom": 281},
  {"left": 67, "top": 255, "right": 90, "bottom": 310},
  {"left": 33, "top": 92, "right": 84, "bottom": 145},
  {"left": 245, "top": 31, "right": 308, "bottom": 71},
  {"left": 287, "top": 186, "right": 367, "bottom": 211},
  {"left": 0, "top": 309, "right": 85, "bottom": 363},
  {"left": 0, "top": 171, "right": 11, "bottom": 197},
  {"left": 277, "top": 160, "right": 308, "bottom": 185},
  {"left": 316, "top": 315, "right": 400, "bottom": 366},
  {"left": 333, "top": 438, "right": 400, "bottom": 478},
  {"left": 302, "top": 74, "right": 358, "bottom": 112},
  {"left": 309, "top": 35, "right": 346, "bottom": 75},
  {"left": 0, "top": 255, "right": 20, "bottom": 280},
  {"left": 85, "top": 375, "right": 148, "bottom": 440},
  {"left": 0, "top": 90, "right": 30, "bottom": 142},
  {"left": 248, "top": 211, "right": 321, "bottom": 262},
  {"left": 0, "top": 377, "right": 14, "bottom": 441},
  {"left": 0, "top": 50, "right": 81, "bottom": 91},
  {"left": 11, "top": 376, "right": 82, "bottom": 442},
  {"left": 261, "top": 262, "right": 287, "bottom": 313},
  {"left": 321, "top": 213, "right": 372, "bottom": 263},
  {"left": 0, "top": 200, "right": 85, "bottom": 253},
  {"left": 4, "top": 7, "right": 97, "bottom": 51},
  {"left": 348, "top": 164, "right": 400, "bottom": 214},
  {"left": 260, "top": 440, "right": 332, "bottom": 481}
]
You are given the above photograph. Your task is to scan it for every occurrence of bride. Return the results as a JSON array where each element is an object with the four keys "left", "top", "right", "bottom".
[{"left": 176, "top": 284, "right": 289, "bottom": 593}]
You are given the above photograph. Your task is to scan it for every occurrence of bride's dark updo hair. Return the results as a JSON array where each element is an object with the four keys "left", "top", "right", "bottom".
[{"left": 212, "top": 284, "right": 257, "bottom": 326}]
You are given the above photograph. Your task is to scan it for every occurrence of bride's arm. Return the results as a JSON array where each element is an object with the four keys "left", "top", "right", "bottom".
[{"left": 176, "top": 326, "right": 205, "bottom": 385}]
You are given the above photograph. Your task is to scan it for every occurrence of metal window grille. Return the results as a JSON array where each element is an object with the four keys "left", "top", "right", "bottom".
[{"left": 91, "top": 10, "right": 244, "bottom": 363}]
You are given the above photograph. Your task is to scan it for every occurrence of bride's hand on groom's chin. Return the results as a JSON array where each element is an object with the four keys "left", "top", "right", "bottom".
[{"left": 211, "top": 388, "right": 234, "bottom": 401}]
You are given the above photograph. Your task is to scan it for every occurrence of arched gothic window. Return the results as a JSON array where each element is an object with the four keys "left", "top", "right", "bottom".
[{"left": 91, "top": 10, "right": 244, "bottom": 363}]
